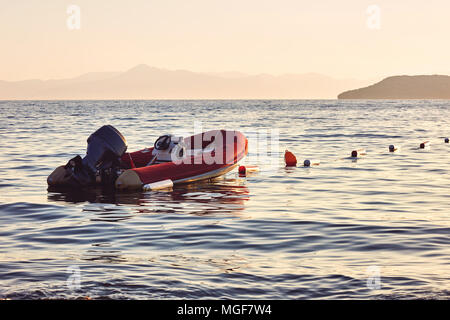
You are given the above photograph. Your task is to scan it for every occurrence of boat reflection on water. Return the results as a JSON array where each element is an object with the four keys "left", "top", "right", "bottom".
[
  {"left": 47, "top": 176, "right": 250, "bottom": 218},
  {"left": 47, "top": 185, "right": 141, "bottom": 205},
  {"left": 47, "top": 177, "right": 251, "bottom": 272}
]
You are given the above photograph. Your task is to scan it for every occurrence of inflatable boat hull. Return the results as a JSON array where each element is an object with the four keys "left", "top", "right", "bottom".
[{"left": 115, "top": 130, "right": 248, "bottom": 190}]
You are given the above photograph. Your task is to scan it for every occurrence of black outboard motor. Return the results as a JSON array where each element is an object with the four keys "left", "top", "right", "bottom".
[
  {"left": 47, "top": 125, "right": 127, "bottom": 188},
  {"left": 83, "top": 125, "right": 127, "bottom": 175}
]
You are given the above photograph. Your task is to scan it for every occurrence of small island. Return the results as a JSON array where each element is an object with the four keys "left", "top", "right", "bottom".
[{"left": 338, "top": 75, "right": 450, "bottom": 99}]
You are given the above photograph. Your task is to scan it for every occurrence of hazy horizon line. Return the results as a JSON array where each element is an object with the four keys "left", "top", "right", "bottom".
[
  {"left": 3, "top": 64, "right": 449, "bottom": 84},
  {"left": 0, "top": 64, "right": 383, "bottom": 83}
]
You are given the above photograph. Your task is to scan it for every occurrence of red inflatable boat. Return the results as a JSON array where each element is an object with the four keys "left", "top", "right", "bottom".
[
  {"left": 116, "top": 129, "right": 248, "bottom": 190},
  {"left": 47, "top": 126, "right": 248, "bottom": 191}
]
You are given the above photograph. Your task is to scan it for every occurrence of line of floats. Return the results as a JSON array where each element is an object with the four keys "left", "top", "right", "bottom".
[
  {"left": 142, "top": 137, "right": 449, "bottom": 191},
  {"left": 237, "top": 137, "right": 449, "bottom": 176}
]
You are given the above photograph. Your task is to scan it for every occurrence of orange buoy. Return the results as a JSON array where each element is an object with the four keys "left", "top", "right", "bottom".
[{"left": 284, "top": 150, "right": 297, "bottom": 167}]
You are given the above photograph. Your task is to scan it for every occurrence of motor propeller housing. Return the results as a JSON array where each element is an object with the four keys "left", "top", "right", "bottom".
[
  {"left": 83, "top": 125, "right": 128, "bottom": 174},
  {"left": 47, "top": 125, "right": 127, "bottom": 187}
]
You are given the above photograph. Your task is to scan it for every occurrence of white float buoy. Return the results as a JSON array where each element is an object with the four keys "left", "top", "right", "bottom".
[{"left": 142, "top": 179, "right": 173, "bottom": 191}]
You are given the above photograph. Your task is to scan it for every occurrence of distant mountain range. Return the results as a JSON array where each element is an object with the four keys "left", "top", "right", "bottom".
[
  {"left": 0, "top": 64, "right": 370, "bottom": 100},
  {"left": 338, "top": 75, "right": 450, "bottom": 99}
]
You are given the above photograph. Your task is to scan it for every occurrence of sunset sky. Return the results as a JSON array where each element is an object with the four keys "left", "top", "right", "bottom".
[{"left": 0, "top": 0, "right": 449, "bottom": 81}]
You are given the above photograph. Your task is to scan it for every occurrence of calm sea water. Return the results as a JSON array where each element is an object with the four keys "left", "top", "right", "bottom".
[{"left": 0, "top": 100, "right": 449, "bottom": 299}]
